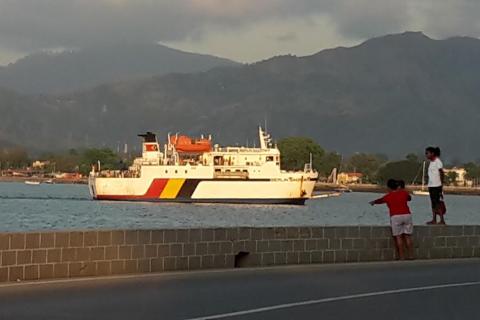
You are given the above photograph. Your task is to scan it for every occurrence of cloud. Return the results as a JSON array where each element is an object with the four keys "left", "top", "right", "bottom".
[
  {"left": 411, "top": 0, "right": 480, "bottom": 38},
  {"left": 332, "top": 0, "right": 410, "bottom": 39},
  {"left": 0, "top": 0, "right": 479, "bottom": 63},
  {"left": 0, "top": 0, "right": 309, "bottom": 51},
  {"left": 165, "top": 15, "right": 354, "bottom": 63},
  {"left": 275, "top": 32, "right": 298, "bottom": 43}
]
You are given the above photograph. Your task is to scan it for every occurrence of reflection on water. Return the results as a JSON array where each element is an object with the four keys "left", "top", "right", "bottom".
[{"left": 0, "top": 182, "right": 479, "bottom": 232}]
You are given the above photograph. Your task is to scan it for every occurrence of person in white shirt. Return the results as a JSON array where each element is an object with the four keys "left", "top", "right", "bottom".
[{"left": 425, "top": 146, "right": 446, "bottom": 225}]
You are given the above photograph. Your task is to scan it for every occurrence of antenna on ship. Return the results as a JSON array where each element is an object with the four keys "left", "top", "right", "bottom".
[
  {"left": 306, "top": 152, "right": 313, "bottom": 172},
  {"left": 258, "top": 126, "right": 266, "bottom": 149}
]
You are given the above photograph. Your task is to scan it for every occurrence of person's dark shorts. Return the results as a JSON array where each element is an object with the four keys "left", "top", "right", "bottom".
[{"left": 428, "top": 186, "right": 443, "bottom": 210}]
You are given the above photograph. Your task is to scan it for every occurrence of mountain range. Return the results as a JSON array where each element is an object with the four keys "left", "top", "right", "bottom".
[
  {"left": 0, "top": 42, "right": 239, "bottom": 94},
  {"left": 1, "top": 32, "right": 480, "bottom": 161}
]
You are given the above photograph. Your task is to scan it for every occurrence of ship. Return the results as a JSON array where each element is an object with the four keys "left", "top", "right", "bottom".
[{"left": 88, "top": 127, "right": 318, "bottom": 205}]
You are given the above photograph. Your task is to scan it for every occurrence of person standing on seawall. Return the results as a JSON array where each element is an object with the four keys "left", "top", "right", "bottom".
[{"left": 425, "top": 146, "right": 446, "bottom": 225}]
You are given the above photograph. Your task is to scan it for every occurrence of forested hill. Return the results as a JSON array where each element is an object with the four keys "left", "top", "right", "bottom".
[
  {"left": 0, "top": 42, "right": 239, "bottom": 94},
  {"left": 1, "top": 32, "right": 480, "bottom": 160}
]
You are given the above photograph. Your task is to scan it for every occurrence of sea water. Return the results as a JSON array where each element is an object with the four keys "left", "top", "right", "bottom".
[{"left": 0, "top": 182, "right": 479, "bottom": 232}]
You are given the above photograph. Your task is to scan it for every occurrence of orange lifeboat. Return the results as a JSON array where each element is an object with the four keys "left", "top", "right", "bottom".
[{"left": 170, "top": 135, "right": 212, "bottom": 153}]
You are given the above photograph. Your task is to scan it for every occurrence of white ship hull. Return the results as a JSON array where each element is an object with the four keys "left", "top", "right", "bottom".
[{"left": 89, "top": 176, "right": 317, "bottom": 205}]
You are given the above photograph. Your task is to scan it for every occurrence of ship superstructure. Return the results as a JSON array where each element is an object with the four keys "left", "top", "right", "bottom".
[{"left": 88, "top": 127, "right": 318, "bottom": 205}]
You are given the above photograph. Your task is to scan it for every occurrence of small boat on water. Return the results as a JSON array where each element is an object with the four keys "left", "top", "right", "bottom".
[
  {"left": 334, "top": 185, "right": 353, "bottom": 193},
  {"left": 89, "top": 127, "right": 319, "bottom": 205},
  {"left": 413, "top": 161, "right": 429, "bottom": 196},
  {"left": 326, "top": 169, "right": 353, "bottom": 193},
  {"left": 312, "top": 192, "right": 342, "bottom": 199},
  {"left": 25, "top": 180, "right": 41, "bottom": 185},
  {"left": 413, "top": 189, "right": 430, "bottom": 196}
]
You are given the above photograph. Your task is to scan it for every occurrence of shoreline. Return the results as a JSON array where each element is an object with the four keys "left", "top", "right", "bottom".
[
  {"left": 0, "top": 176, "right": 87, "bottom": 185},
  {"left": 315, "top": 182, "right": 480, "bottom": 196}
]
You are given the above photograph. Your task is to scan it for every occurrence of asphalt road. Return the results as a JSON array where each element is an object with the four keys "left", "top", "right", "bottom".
[{"left": 0, "top": 259, "right": 479, "bottom": 320}]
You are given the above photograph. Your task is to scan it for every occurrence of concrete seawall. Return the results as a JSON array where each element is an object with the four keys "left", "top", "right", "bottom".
[{"left": 1, "top": 226, "right": 479, "bottom": 283}]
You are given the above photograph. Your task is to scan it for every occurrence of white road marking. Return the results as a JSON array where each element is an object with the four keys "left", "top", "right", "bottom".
[{"left": 184, "top": 281, "right": 480, "bottom": 320}]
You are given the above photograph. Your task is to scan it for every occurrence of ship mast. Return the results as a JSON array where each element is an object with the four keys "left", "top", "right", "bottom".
[{"left": 258, "top": 126, "right": 272, "bottom": 149}]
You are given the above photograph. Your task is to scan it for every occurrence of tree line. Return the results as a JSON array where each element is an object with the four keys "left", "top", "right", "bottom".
[
  {"left": 277, "top": 137, "right": 480, "bottom": 185},
  {"left": 2, "top": 138, "right": 480, "bottom": 184},
  {"left": 0, "top": 147, "right": 126, "bottom": 175}
]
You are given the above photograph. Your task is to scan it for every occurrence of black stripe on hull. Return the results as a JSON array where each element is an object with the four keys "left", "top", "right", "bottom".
[
  {"left": 176, "top": 179, "right": 201, "bottom": 198},
  {"left": 96, "top": 197, "right": 307, "bottom": 205}
]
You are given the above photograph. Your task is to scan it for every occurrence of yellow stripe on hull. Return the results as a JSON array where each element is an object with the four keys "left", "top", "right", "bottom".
[{"left": 159, "top": 179, "right": 185, "bottom": 199}]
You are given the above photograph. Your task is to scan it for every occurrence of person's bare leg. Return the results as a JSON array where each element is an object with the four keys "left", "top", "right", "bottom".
[
  {"left": 393, "top": 236, "right": 400, "bottom": 259},
  {"left": 426, "top": 208, "right": 437, "bottom": 224},
  {"left": 438, "top": 210, "right": 446, "bottom": 225},
  {"left": 394, "top": 236, "right": 405, "bottom": 260},
  {"left": 404, "top": 235, "right": 414, "bottom": 259}
]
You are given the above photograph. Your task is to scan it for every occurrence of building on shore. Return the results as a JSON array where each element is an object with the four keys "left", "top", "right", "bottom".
[
  {"left": 444, "top": 167, "right": 472, "bottom": 187},
  {"left": 337, "top": 172, "right": 363, "bottom": 184},
  {"left": 32, "top": 160, "right": 50, "bottom": 170}
]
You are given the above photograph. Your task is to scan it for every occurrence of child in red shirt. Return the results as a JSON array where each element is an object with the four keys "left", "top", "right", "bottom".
[{"left": 370, "top": 179, "right": 414, "bottom": 260}]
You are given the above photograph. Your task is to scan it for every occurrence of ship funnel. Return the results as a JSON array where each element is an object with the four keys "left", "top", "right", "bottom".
[{"left": 138, "top": 132, "right": 157, "bottom": 143}]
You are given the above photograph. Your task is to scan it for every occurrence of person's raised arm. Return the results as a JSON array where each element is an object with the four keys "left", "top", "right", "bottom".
[{"left": 369, "top": 197, "right": 385, "bottom": 206}]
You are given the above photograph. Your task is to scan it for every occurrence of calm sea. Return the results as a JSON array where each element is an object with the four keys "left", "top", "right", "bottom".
[{"left": 0, "top": 182, "right": 479, "bottom": 232}]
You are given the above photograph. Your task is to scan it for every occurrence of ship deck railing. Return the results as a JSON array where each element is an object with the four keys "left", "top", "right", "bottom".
[{"left": 95, "top": 170, "right": 140, "bottom": 178}]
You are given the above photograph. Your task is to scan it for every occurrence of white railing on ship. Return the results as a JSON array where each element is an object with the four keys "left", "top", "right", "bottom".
[{"left": 96, "top": 170, "right": 140, "bottom": 178}]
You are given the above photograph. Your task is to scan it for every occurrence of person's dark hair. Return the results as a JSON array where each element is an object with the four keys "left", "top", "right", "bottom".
[
  {"left": 425, "top": 146, "right": 441, "bottom": 157},
  {"left": 397, "top": 180, "right": 405, "bottom": 189},
  {"left": 387, "top": 179, "right": 398, "bottom": 190}
]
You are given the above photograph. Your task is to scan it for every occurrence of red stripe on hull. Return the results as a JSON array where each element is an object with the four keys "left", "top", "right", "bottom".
[
  {"left": 96, "top": 179, "right": 168, "bottom": 200},
  {"left": 144, "top": 179, "right": 169, "bottom": 198}
]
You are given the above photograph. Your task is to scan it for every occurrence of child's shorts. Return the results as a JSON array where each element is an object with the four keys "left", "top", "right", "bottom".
[{"left": 390, "top": 214, "right": 413, "bottom": 236}]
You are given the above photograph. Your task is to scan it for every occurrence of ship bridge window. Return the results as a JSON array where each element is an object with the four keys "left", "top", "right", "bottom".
[
  {"left": 214, "top": 156, "right": 224, "bottom": 165},
  {"left": 266, "top": 156, "right": 274, "bottom": 162}
]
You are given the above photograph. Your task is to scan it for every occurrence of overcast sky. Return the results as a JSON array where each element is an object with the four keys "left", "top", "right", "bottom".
[{"left": 0, "top": 0, "right": 479, "bottom": 65}]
